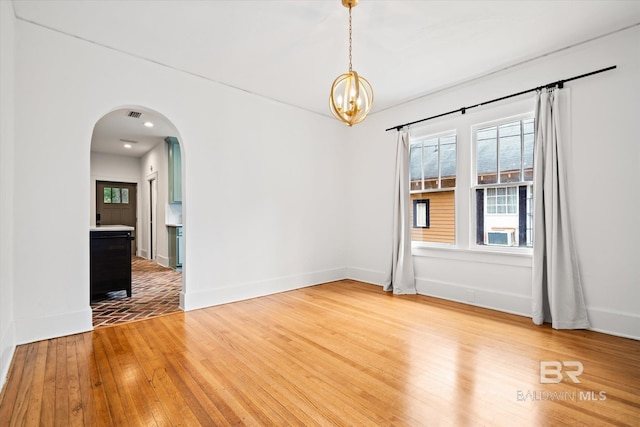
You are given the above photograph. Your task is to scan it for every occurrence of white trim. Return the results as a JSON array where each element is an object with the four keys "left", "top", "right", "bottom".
[
  {"left": 181, "top": 268, "right": 348, "bottom": 311},
  {"left": 15, "top": 308, "right": 93, "bottom": 345},
  {"left": 0, "top": 321, "right": 16, "bottom": 392},
  {"left": 586, "top": 307, "right": 640, "bottom": 341},
  {"left": 412, "top": 245, "right": 532, "bottom": 267},
  {"left": 347, "top": 267, "right": 387, "bottom": 286},
  {"left": 155, "top": 255, "right": 170, "bottom": 268},
  {"left": 407, "top": 278, "right": 640, "bottom": 340},
  {"left": 415, "top": 277, "right": 532, "bottom": 316},
  {"left": 145, "top": 171, "right": 159, "bottom": 262},
  {"left": 409, "top": 128, "right": 457, "bottom": 141}
]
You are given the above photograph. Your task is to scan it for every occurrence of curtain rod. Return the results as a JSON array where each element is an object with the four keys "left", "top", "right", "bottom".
[{"left": 385, "top": 65, "right": 617, "bottom": 132}]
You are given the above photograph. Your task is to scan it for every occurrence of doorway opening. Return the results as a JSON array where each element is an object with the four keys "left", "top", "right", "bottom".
[
  {"left": 90, "top": 106, "right": 185, "bottom": 328},
  {"left": 96, "top": 180, "right": 138, "bottom": 254},
  {"left": 148, "top": 174, "right": 158, "bottom": 261}
]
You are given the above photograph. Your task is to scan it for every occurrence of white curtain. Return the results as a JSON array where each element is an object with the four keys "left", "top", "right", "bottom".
[
  {"left": 385, "top": 129, "right": 416, "bottom": 295},
  {"left": 532, "top": 88, "right": 589, "bottom": 329}
]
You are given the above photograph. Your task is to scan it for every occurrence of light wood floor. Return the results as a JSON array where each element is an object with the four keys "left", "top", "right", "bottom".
[{"left": 1, "top": 280, "right": 639, "bottom": 426}]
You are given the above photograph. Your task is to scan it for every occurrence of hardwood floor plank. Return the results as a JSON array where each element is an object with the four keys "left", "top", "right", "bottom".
[
  {"left": 7, "top": 342, "right": 38, "bottom": 424},
  {"left": 91, "top": 329, "right": 129, "bottom": 425},
  {"left": 80, "top": 333, "right": 112, "bottom": 426},
  {"left": 24, "top": 340, "right": 49, "bottom": 427},
  {"left": 53, "top": 335, "right": 70, "bottom": 427},
  {"left": 38, "top": 338, "right": 57, "bottom": 426},
  {"left": 0, "top": 346, "right": 26, "bottom": 424},
  {"left": 1, "top": 280, "right": 639, "bottom": 426},
  {"left": 64, "top": 335, "right": 85, "bottom": 427},
  {"left": 72, "top": 333, "right": 97, "bottom": 426}
]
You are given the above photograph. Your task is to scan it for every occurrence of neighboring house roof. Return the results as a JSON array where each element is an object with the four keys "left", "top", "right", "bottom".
[{"left": 410, "top": 119, "right": 534, "bottom": 182}]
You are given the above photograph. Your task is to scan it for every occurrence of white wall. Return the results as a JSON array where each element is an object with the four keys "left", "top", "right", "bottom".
[
  {"left": 0, "top": 0, "right": 17, "bottom": 391},
  {"left": 347, "top": 26, "right": 640, "bottom": 339},
  {"left": 11, "top": 17, "right": 349, "bottom": 345}
]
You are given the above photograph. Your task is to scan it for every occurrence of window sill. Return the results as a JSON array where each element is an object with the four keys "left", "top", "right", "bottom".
[{"left": 411, "top": 243, "right": 532, "bottom": 267}]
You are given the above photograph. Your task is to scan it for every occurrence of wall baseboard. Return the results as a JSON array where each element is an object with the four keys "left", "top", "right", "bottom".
[
  {"left": 415, "top": 277, "right": 532, "bottom": 317},
  {"left": 182, "top": 267, "right": 348, "bottom": 311},
  {"left": 349, "top": 271, "right": 639, "bottom": 341},
  {"left": 348, "top": 269, "right": 531, "bottom": 316},
  {"left": 15, "top": 308, "right": 93, "bottom": 345},
  {"left": 346, "top": 267, "right": 387, "bottom": 287},
  {"left": 156, "top": 255, "right": 170, "bottom": 268},
  {"left": 0, "top": 322, "right": 16, "bottom": 393},
  {"left": 587, "top": 307, "right": 640, "bottom": 341}
]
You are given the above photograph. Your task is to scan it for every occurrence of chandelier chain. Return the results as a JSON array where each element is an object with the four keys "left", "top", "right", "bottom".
[{"left": 348, "top": 5, "right": 353, "bottom": 72}]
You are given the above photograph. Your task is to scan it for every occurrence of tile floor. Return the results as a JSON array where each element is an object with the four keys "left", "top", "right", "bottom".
[{"left": 91, "top": 256, "right": 182, "bottom": 328}]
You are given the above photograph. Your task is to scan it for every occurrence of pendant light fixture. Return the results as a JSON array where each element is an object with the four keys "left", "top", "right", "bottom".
[{"left": 329, "top": 0, "right": 373, "bottom": 126}]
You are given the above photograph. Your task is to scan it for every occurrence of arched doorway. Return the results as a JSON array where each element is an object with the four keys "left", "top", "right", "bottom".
[{"left": 89, "top": 106, "right": 185, "bottom": 328}]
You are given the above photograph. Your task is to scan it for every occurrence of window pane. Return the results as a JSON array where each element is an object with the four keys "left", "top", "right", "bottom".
[
  {"left": 410, "top": 143, "right": 422, "bottom": 191},
  {"left": 121, "top": 188, "right": 129, "bottom": 204},
  {"left": 104, "top": 187, "right": 112, "bottom": 204},
  {"left": 422, "top": 139, "right": 438, "bottom": 178},
  {"left": 523, "top": 118, "right": 534, "bottom": 134},
  {"left": 523, "top": 119, "right": 535, "bottom": 181},
  {"left": 440, "top": 137, "right": 456, "bottom": 188},
  {"left": 477, "top": 138, "right": 497, "bottom": 184},
  {"left": 421, "top": 139, "right": 438, "bottom": 189},
  {"left": 416, "top": 202, "right": 427, "bottom": 227},
  {"left": 499, "top": 134, "right": 522, "bottom": 182},
  {"left": 498, "top": 121, "right": 521, "bottom": 137},
  {"left": 112, "top": 188, "right": 121, "bottom": 204},
  {"left": 477, "top": 126, "right": 496, "bottom": 141}
]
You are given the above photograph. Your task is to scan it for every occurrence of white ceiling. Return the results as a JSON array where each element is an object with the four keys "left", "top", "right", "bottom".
[
  {"left": 91, "top": 108, "right": 179, "bottom": 157},
  {"left": 12, "top": 0, "right": 640, "bottom": 157}
]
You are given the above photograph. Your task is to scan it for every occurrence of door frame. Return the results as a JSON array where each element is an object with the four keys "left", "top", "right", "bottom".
[
  {"left": 146, "top": 171, "right": 159, "bottom": 262},
  {"left": 96, "top": 180, "right": 138, "bottom": 254}
]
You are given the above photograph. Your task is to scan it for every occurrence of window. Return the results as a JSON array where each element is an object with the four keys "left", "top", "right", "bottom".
[
  {"left": 103, "top": 187, "right": 130, "bottom": 204},
  {"left": 413, "top": 199, "right": 430, "bottom": 228},
  {"left": 474, "top": 117, "right": 534, "bottom": 247},
  {"left": 410, "top": 132, "right": 456, "bottom": 244},
  {"left": 486, "top": 187, "right": 517, "bottom": 214}
]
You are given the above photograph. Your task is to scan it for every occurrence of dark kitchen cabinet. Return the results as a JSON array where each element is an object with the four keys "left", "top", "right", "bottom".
[{"left": 90, "top": 229, "right": 133, "bottom": 299}]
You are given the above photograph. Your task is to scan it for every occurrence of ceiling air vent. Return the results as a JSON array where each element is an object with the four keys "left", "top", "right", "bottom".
[
  {"left": 119, "top": 139, "right": 138, "bottom": 144},
  {"left": 126, "top": 110, "right": 142, "bottom": 119}
]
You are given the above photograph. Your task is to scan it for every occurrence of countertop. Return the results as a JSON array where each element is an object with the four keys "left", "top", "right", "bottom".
[
  {"left": 166, "top": 224, "right": 183, "bottom": 227},
  {"left": 90, "top": 225, "right": 134, "bottom": 231}
]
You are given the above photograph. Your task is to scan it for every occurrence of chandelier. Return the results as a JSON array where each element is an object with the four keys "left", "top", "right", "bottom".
[{"left": 329, "top": 0, "right": 373, "bottom": 126}]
